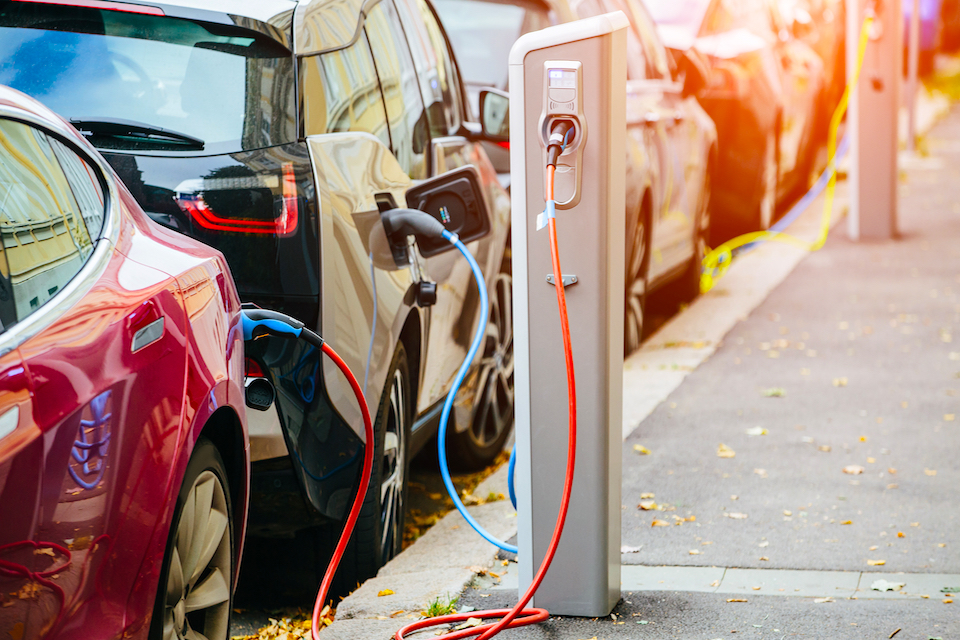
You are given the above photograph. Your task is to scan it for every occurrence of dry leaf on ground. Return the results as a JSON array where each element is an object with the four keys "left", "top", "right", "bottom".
[
  {"left": 633, "top": 444, "right": 651, "bottom": 455},
  {"left": 746, "top": 426, "right": 768, "bottom": 436},
  {"left": 638, "top": 500, "right": 660, "bottom": 511},
  {"left": 832, "top": 377, "right": 848, "bottom": 387},
  {"left": 726, "top": 598, "right": 748, "bottom": 603},
  {"left": 762, "top": 388, "right": 785, "bottom": 397},
  {"left": 925, "top": 469, "right": 937, "bottom": 476},
  {"left": 867, "top": 559, "right": 886, "bottom": 566},
  {"left": 871, "top": 579, "right": 905, "bottom": 592},
  {"left": 640, "top": 492, "right": 655, "bottom": 499},
  {"left": 717, "top": 443, "right": 736, "bottom": 458},
  {"left": 377, "top": 589, "right": 395, "bottom": 597},
  {"left": 724, "top": 512, "right": 748, "bottom": 519},
  {"left": 843, "top": 465, "right": 864, "bottom": 475},
  {"left": 651, "top": 519, "right": 670, "bottom": 527},
  {"left": 814, "top": 597, "right": 835, "bottom": 603}
]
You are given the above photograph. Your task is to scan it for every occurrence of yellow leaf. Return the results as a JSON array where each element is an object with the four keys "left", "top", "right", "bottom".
[
  {"left": 759, "top": 556, "right": 769, "bottom": 561},
  {"left": 841, "top": 520, "right": 853, "bottom": 525},
  {"left": 910, "top": 522, "right": 920, "bottom": 527},
  {"left": 638, "top": 500, "right": 659, "bottom": 511},
  {"left": 783, "top": 510, "right": 793, "bottom": 516},
  {"left": 818, "top": 445, "right": 832, "bottom": 452},
  {"left": 843, "top": 465, "right": 864, "bottom": 475},
  {"left": 640, "top": 492, "right": 655, "bottom": 499},
  {"left": 859, "top": 436, "right": 868, "bottom": 442},
  {"left": 726, "top": 598, "right": 748, "bottom": 602},
  {"left": 9, "top": 623, "right": 23, "bottom": 640},
  {"left": 867, "top": 457, "right": 876, "bottom": 463},
  {"left": 377, "top": 589, "right": 395, "bottom": 597},
  {"left": 688, "top": 550, "right": 700, "bottom": 555},
  {"left": 717, "top": 443, "right": 736, "bottom": 458},
  {"left": 925, "top": 469, "right": 937, "bottom": 476},
  {"left": 945, "top": 414, "right": 955, "bottom": 421},
  {"left": 869, "top": 545, "right": 878, "bottom": 551},
  {"left": 651, "top": 519, "right": 670, "bottom": 527},
  {"left": 944, "top": 599, "right": 954, "bottom": 604},
  {"left": 867, "top": 559, "right": 886, "bottom": 566},
  {"left": 832, "top": 377, "right": 848, "bottom": 387},
  {"left": 633, "top": 444, "right": 651, "bottom": 455}
]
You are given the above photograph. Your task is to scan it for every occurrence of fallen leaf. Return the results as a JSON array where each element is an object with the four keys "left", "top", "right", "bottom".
[
  {"left": 753, "top": 468, "right": 768, "bottom": 478},
  {"left": 759, "top": 541, "right": 769, "bottom": 547},
  {"left": 832, "top": 377, "right": 848, "bottom": 387},
  {"left": 724, "top": 512, "right": 748, "bottom": 519},
  {"left": 938, "top": 543, "right": 947, "bottom": 548},
  {"left": 871, "top": 579, "right": 905, "bottom": 592},
  {"left": 377, "top": 589, "right": 395, "bottom": 597},
  {"left": 633, "top": 444, "right": 651, "bottom": 455},
  {"left": 867, "top": 559, "right": 886, "bottom": 566},
  {"left": 467, "top": 566, "right": 487, "bottom": 575},
  {"left": 8, "top": 623, "right": 23, "bottom": 640},
  {"left": 869, "top": 545, "right": 879, "bottom": 551},
  {"left": 620, "top": 544, "right": 643, "bottom": 553},
  {"left": 638, "top": 500, "right": 660, "bottom": 511},
  {"left": 689, "top": 550, "right": 700, "bottom": 555},
  {"left": 945, "top": 414, "right": 955, "bottom": 421},
  {"left": 759, "top": 556, "right": 769, "bottom": 561},
  {"left": 783, "top": 510, "right": 792, "bottom": 516},
  {"left": 730, "top": 495, "right": 739, "bottom": 500},
  {"left": 843, "top": 465, "right": 864, "bottom": 475},
  {"left": 911, "top": 522, "right": 920, "bottom": 527},
  {"left": 887, "top": 483, "right": 899, "bottom": 489},
  {"left": 452, "top": 617, "right": 483, "bottom": 631},
  {"left": 762, "top": 388, "right": 785, "bottom": 397},
  {"left": 640, "top": 492, "right": 655, "bottom": 499},
  {"left": 717, "top": 443, "right": 736, "bottom": 458},
  {"left": 745, "top": 426, "right": 769, "bottom": 436},
  {"left": 818, "top": 445, "right": 832, "bottom": 452},
  {"left": 944, "top": 599, "right": 954, "bottom": 604},
  {"left": 860, "top": 436, "right": 868, "bottom": 442},
  {"left": 814, "top": 597, "right": 835, "bottom": 603},
  {"left": 841, "top": 520, "right": 853, "bottom": 525},
  {"left": 925, "top": 469, "right": 937, "bottom": 476},
  {"left": 897, "top": 532, "right": 905, "bottom": 538},
  {"left": 752, "top": 586, "right": 761, "bottom": 591},
  {"left": 888, "top": 467, "right": 897, "bottom": 474},
  {"left": 710, "top": 580, "right": 720, "bottom": 587},
  {"left": 651, "top": 519, "right": 670, "bottom": 527},
  {"left": 726, "top": 598, "right": 748, "bottom": 603},
  {"left": 867, "top": 457, "right": 876, "bottom": 463}
]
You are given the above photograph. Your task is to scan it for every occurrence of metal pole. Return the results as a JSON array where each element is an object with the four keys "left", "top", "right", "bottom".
[{"left": 906, "top": 0, "right": 921, "bottom": 152}]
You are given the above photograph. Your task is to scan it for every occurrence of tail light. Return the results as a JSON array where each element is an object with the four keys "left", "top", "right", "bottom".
[
  {"left": 245, "top": 357, "right": 265, "bottom": 378},
  {"left": 496, "top": 141, "right": 510, "bottom": 150},
  {"left": 175, "top": 162, "right": 299, "bottom": 236}
]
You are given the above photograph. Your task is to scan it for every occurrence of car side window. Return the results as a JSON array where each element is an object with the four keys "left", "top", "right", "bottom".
[
  {"left": 395, "top": 0, "right": 464, "bottom": 137},
  {"left": 300, "top": 33, "right": 392, "bottom": 150},
  {"left": 0, "top": 118, "right": 100, "bottom": 328},
  {"left": 365, "top": 0, "right": 430, "bottom": 179},
  {"left": 623, "top": 0, "right": 672, "bottom": 80}
]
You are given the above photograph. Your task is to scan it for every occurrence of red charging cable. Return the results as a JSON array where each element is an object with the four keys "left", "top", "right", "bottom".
[
  {"left": 312, "top": 342, "right": 375, "bottom": 639},
  {"left": 394, "top": 163, "right": 577, "bottom": 640}
]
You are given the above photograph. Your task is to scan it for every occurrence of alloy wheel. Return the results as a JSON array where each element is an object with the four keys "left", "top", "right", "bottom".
[
  {"left": 759, "top": 131, "right": 778, "bottom": 230},
  {"left": 469, "top": 272, "right": 515, "bottom": 451},
  {"left": 379, "top": 367, "right": 408, "bottom": 560},
  {"left": 161, "top": 471, "right": 231, "bottom": 640},
  {"left": 624, "top": 213, "right": 648, "bottom": 354}
]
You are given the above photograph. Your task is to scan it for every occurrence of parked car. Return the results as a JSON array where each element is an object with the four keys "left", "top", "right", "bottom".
[
  {"left": 0, "top": 87, "right": 247, "bottom": 640},
  {"left": 0, "top": 0, "right": 513, "bottom": 593},
  {"left": 646, "top": 0, "right": 826, "bottom": 241},
  {"left": 435, "top": 0, "right": 718, "bottom": 351},
  {"left": 779, "top": 0, "right": 845, "bottom": 125}
]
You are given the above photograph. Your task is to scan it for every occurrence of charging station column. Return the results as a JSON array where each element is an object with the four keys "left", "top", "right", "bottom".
[
  {"left": 847, "top": 0, "right": 901, "bottom": 239},
  {"left": 508, "top": 13, "right": 627, "bottom": 617}
]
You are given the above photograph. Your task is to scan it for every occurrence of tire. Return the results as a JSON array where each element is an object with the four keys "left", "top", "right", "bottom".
[
  {"left": 446, "top": 268, "right": 515, "bottom": 471},
  {"left": 680, "top": 162, "right": 711, "bottom": 302},
  {"left": 151, "top": 438, "right": 234, "bottom": 640},
  {"left": 624, "top": 198, "right": 650, "bottom": 355},
  {"left": 318, "top": 343, "right": 412, "bottom": 598}
]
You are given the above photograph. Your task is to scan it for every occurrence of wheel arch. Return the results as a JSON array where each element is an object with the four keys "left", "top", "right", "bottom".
[{"left": 397, "top": 309, "right": 422, "bottom": 411}]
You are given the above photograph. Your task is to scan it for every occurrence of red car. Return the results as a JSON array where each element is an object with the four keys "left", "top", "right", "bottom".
[{"left": 0, "top": 87, "right": 248, "bottom": 640}]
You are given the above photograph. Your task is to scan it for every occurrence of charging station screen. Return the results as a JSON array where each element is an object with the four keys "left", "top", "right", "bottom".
[{"left": 548, "top": 69, "right": 576, "bottom": 88}]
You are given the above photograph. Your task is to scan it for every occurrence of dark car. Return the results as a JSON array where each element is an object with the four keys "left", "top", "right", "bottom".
[
  {"left": 647, "top": 0, "right": 826, "bottom": 240},
  {"left": 0, "top": 0, "right": 513, "bottom": 594},
  {"left": 0, "top": 86, "right": 248, "bottom": 640}
]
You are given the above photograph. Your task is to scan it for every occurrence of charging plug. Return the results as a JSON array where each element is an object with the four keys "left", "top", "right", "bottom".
[{"left": 546, "top": 119, "right": 575, "bottom": 167}]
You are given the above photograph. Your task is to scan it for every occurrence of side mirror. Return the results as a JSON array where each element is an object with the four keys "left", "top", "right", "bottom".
[
  {"left": 677, "top": 47, "right": 709, "bottom": 99},
  {"left": 403, "top": 164, "right": 491, "bottom": 258},
  {"left": 479, "top": 88, "right": 510, "bottom": 142}
]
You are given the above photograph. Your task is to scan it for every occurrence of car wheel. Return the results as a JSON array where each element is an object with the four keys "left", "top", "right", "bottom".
[
  {"left": 624, "top": 199, "right": 650, "bottom": 355},
  {"left": 447, "top": 270, "right": 515, "bottom": 471},
  {"left": 681, "top": 163, "right": 711, "bottom": 302},
  {"left": 319, "top": 343, "right": 411, "bottom": 596},
  {"left": 151, "top": 438, "right": 233, "bottom": 640},
  {"left": 757, "top": 129, "right": 778, "bottom": 231}
]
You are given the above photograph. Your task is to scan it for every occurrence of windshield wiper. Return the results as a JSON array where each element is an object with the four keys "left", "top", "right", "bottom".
[{"left": 70, "top": 118, "right": 205, "bottom": 150}]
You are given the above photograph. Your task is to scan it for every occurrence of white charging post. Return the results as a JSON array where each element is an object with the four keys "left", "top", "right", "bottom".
[
  {"left": 509, "top": 13, "right": 627, "bottom": 617},
  {"left": 847, "top": 0, "right": 900, "bottom": 240}
]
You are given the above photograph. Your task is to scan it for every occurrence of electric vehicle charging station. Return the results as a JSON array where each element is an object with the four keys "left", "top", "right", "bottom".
[
  {"left": 847, "top": 0, "right": 901, "bottom": 240},
  {"left": 509, "top": 13, "right": 628, "bottom": 617}
]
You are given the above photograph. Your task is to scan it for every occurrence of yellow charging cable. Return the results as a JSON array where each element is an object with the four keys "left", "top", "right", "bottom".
[{"left": 699, "top": 15, "right": 874, "bottom": 294}]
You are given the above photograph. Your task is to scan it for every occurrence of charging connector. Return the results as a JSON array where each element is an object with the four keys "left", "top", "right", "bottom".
[{"left": 545, "top": 119, "right": 575, "bottom": 167}]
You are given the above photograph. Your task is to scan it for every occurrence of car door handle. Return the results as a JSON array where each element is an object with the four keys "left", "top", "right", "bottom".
[
  {"left": 0, "top": 406, "right": 19, "bottom": 440},
  {"left": 127, "top": 300, "right": 165, "bottom": 353}
]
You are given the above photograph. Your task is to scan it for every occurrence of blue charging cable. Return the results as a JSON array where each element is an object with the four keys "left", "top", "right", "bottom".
[{"left": 437, "top": 229, "right": 518, "bottom": 553}]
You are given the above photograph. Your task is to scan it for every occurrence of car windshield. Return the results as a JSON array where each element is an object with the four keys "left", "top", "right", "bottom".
[
  {"left": 0, "top": 5, "right": 294, "bottom": 152},
  {"left": 643, "top": 0, "right": 710, "bottom": 33},
  {"left": 434, "top": 0, "right": 546, "bottom": 89}
]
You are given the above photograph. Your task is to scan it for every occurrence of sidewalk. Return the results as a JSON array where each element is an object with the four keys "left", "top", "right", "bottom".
[{"left": 311, "top": 106, "right": 960, "bottom": 640}]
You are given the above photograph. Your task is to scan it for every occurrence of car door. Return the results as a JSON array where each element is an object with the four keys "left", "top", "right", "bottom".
[
  {"left": 393, "top": 0, "right": 510, "bottom": 415},
  {"left": 0, "top": 116, "right": 189, "bottom": 637}
]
